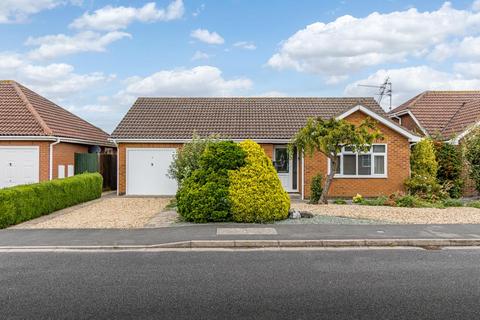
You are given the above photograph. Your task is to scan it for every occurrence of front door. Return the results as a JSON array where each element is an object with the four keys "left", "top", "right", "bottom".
[{"left": 274, "top": 146, "right": 296, "bottom": 192}]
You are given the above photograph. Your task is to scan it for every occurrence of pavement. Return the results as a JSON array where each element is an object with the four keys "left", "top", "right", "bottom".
[
  {"left": 1, "top": 224, "right": 480, "bottom": 249},
  {"left": 2, "top": 249, "right": 480, "bottom": 319}
]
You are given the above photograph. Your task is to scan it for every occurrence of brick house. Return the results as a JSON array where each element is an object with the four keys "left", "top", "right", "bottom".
[
  {"left": 389, "top": 91, "right": 480, "bottom": 196},
  {"left": 0, "top": 80, "right": 115, "bottom": 188},
  {"left": 112, "top": 97, "right": 420, "bottom": 199}
]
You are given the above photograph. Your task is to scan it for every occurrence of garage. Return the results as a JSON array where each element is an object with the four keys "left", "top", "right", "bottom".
[
  {"left": 126, "top": 148, "right": 178, "bottom": 195},
  {"left": 0, "top": 147, "right": 39, "bottom": 188}
]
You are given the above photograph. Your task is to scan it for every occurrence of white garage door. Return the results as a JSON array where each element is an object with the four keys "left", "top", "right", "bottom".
[
  {"left": 0, "top": 147, "right": 39, "bottom": 189},
  {"left": 126, "top": 148, "right": 178, "bottom": 195}
]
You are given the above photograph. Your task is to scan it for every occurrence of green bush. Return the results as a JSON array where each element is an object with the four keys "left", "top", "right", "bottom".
[
  {"left": 464, "top": 128, "right": 480, "bottom": 193},
  {"left": 309, "top": 174, "right": 323, "bottom": 204},
  {"left": 411, "top": 139, "right": 438, "bottom": 177},
  {"left": 467, "top": 200, "right": 480, "bottom": 209},
  {"left": 358, "top": 196, "right": 388, "bottom": 206},
  {"left": 176, "top": 141, "right": 246, "bottom": 222},
  {"left": 404, "top": 174, "right": 446, "bottom": 200},
  {"left": 229, "top": 140, "right": 290, "bottom": 223},
  {"left": 333, "top": 199, "right": 347, "bottom": 205},
  {"left": 0, "top": 173, "right": 102, "bottom": 229},
  {"left": 395, "top": 194, "right": 416, "bottom": 207},
  {"left": 168, "top": 134, "right": 219, "bottom": 186},
  {"left": 442, "top": 198, "right": 463, "bottom": 207},
  {"left": 395, "top": 194, "right": 444, "bottom": 208},
  {"left": 434, "top": 141, "right": 463, "bottom": 198}
]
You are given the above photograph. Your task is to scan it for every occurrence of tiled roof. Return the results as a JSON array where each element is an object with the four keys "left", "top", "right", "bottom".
[
  {"left": 0, "top": 80, "right": 112, "bottom": 146},
  {"left": 112, "top": 97, "right": 391, "bottom": 140},
  {"left": 390, "top": 91, "right": 480, "bottom": 137}
]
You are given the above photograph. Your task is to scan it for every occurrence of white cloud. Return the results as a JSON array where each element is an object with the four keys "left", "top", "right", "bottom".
[
  {"left": 70, "top": 0, "right": 184, "bottom": 31},
  {"left": 344, "top": 66, "right": 480, "bottom": 110},
  {"left": 473, "top": 0, "right": 480, "bottom": 11},
  {"left": 0, "top": 52, "right": 114, "bottom": 98},
  {"left": 192, "top": 3, "right": 205, "bottom": 17},
  {"left": 255, "top": 91, "right": 286, "bottom": 97},
  {"left": 429, "top": 36, "right": 480, "bottom": 61},
  {"left": 268, "top": 3, "right": 480, "bottom": 77},
  {"left": 234, "top": 41, "right": 256, "bottom": 50},
  {"left": 190, "top": 29, "right": 224, "bottom": 44},
  {"left": 26, "top": 31, "right": 131, "bottom": 60},
  {"left": 0, "top": 0, "right": 76, "bottom": 23},
  {"left": 454, "top": 62, "right": 480, "bottom": 77},
  {"left": 122, "top": 66, "right": 252, "bottom": 97},
  {"left": 191, "top": 50, "right": 210, "bottom": 61}
]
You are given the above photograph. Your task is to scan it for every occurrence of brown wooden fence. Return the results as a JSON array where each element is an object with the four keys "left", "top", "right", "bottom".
[{"left": 75, "top": 153, "right": 117, "bottom": 191}]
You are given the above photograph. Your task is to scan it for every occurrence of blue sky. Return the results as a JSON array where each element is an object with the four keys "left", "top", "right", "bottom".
[{"left": 1, "top": 0, "right": 479, "bottom": 132}]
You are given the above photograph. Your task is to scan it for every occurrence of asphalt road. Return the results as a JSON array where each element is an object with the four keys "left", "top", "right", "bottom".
[{"left": 1, "top": 249, "right": 480, "bottom": 319}]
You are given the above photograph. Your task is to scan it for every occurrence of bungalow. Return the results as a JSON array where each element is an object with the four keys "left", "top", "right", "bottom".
[
  {"left": 0, "top": 80, "right": 115, "bottom": 188},
  {"left": 389, "top": 90, "right": 480, "bottom": 142},
  {"left": 111, "top": 97, "right": 420, "bottom": 199},
  {"left": 389, "top": 90, "right": 480, "bottom": 196}
]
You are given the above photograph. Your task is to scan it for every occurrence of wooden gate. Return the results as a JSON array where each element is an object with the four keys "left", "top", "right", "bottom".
[{"left": 74, "top": 153, "right": 117, "bottom": 190}]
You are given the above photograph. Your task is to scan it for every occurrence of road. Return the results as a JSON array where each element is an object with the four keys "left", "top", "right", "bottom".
[{"left": 1, "top": 248, "right": 480, "bottom": 319}]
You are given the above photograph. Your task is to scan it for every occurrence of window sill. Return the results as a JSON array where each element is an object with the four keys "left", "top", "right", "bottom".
[{"left": 333, "top": 175, "right": 388, "bottom": 179}]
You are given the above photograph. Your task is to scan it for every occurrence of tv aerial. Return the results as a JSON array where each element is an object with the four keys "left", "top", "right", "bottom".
[{"left": 358, "top": 77, "right": 392, "bottom": 111}]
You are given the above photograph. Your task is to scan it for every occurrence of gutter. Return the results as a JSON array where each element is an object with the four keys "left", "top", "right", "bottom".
[{"left": 49, "top": 138, "right": 61, "bottom": 180}]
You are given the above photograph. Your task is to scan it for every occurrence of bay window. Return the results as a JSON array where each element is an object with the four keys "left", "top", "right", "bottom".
[{"left": 329, "top": 144, "right": 387, "bottom": 178}]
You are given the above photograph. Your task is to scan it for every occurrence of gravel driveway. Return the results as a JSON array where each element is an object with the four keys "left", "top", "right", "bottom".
[
  {"left": 13, "top": 196, "right": 174, "bottom": 229},
  {"left": 293, "top": 203, "right": 480, "bottom": 224}
]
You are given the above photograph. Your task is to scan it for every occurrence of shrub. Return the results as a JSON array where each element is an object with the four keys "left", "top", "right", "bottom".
[
  {"left": 395, "top": 194, "right": 416, "bottom": 207},
  {"left": 404, "top": 174, "right": 446, "bottom": 200},
  {"left": 467, "top": 201, "right": 480, "bottom": 209},
  {"left": 229, "top": 140, "right": 290, "bottom": 223},
  {"left": 434, "top": 141, "right": 463, "bottom": 198},
  {"left": 0, "top": 173, "right": 102, "bottom": 229},
  {"left": 309, "top": 174, "right": 323, "bottom": 204},
  {"left": 442, "top": 198, "right": 463, "bottom": 207},
  {"left": 411, "top": 138, "right": 438, "bottom": 177},
  {"left": 176, "top": 141, "right": 246, "bottom": 223},
  {"left": 464, "top": 128, "right": 480, "bottom": 193},
  {"left": 168, "top": 133, "right": 219, "bottom": 186},
  {"left": 333, "top": 199, "right": 347, "bottom": 205},
  {"left": 395, "top": 194, "right": 445, "bottom": 208},
  {"left": 352, "top": 194, "right": 363, "bottom": 204},
  {"left": 359, "top": 196, "right": 388, "bottom": 206}
]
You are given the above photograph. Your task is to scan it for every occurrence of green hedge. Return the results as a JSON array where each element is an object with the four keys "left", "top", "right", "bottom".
[{"left": 0, "top": 173, "right": 103, "bottom": 229}]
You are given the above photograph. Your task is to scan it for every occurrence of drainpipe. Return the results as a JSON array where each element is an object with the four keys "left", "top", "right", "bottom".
[
  {"left": 49, "top": 137, "right": 61, "bottom": 180},
  {"left": 301, "top": 155, "right": 305, "bottom": 200},
  {"left": 111, "top": 139, "right": 119, "bottom": 196}
]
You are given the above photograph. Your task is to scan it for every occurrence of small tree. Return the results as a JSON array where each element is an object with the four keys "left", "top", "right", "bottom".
[
  {"left": 433, "top": 141, "right": 463, "bottom": 198},
  {"left": 289, "top": 117, "right": 383, "bottom": 204},
  {"left": 465, "top": 127, "right": 480, "bottom": 193}
]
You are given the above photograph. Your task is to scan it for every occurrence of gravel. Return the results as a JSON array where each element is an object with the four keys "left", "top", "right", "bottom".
[
  {"left": 292, "top": 203, "right": 480, "bottom": 224},
  {"left": 13, "top": 197, "right": 172, "bottom": 229}
]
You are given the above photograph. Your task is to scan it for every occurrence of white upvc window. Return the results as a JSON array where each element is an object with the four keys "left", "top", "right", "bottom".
[{"left": 329, "top": 144, "right": 387, "bottom": 178}]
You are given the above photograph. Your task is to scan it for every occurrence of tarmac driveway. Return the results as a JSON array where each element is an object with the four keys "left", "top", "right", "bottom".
[{"left": 11, "top": 195, "right": 176, "bottom": 229}]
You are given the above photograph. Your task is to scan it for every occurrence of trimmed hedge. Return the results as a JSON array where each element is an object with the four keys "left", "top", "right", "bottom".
[
  {"left": 0, "top": 173, "right": 103, "bottom": 229},
  {"left": 229, "top": 140, "right": 290, "bottom": 223}
]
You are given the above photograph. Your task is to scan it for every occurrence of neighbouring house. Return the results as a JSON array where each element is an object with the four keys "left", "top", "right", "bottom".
[
  {"left": 389, "top": 91, "right": 480, "bottom": 142},
  {"left": 111, "top": 97, "right": 420, "bottom": 199},
  {"left": 389, "top": 91, "right": 480, "bottom": 196},
  {"left": 0, "top": 80, "right": 115, "bottom": 189}
]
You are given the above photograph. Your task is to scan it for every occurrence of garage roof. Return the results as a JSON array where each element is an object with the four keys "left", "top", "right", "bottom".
[
  {"left": 111, "top": 97, "right": 395, "bottom": 140},
  {"left": 0, "top": 80, "right": 112, "bottom": 146}
]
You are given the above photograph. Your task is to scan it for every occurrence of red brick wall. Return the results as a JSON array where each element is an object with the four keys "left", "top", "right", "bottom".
[
  {"left": 399, "top": 114, "right": 424, "bottom": 136},
  {"left": 52, "top": 142, "right": 88, "bottom": 179},
  {"left": 303, "top": 111, "right": 411, "bottom": 198},
  {"left": 0, "top": 140, "right": 50, "bottom": 182}
]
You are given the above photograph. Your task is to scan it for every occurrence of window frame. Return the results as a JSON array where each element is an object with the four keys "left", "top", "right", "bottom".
[{"left": 328, "top": 144, "right": 388, "bottom": 179}]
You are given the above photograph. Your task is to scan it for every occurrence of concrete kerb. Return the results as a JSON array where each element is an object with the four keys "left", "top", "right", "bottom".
[{"left": 1, "top": 238, "right": 480, "bottom": 251}]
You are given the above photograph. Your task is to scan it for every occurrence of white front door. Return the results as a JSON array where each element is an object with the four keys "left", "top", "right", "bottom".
[
  {"left": 274, "top": 146, "right": 293, "bottom": 192},
  {"left": 126, "top": 148, "right": 178, "bottom": 196},
  {"left": 0, "top": 147, "right": 39, "bottom": 188}
]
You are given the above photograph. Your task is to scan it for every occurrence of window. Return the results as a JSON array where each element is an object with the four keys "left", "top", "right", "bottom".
[{"left": 329, "top": 144, "right": 387, "bottom": 178}]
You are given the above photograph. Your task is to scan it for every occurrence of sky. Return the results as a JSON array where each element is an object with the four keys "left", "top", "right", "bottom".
[{"left": 1, "top": 0, "right": 480, "bottom": 133}]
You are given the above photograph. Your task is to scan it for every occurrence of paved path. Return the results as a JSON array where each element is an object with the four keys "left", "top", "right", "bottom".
[
  {"left": 1, "top": 224, "right": 480, "bottom": 247},
  {"left": 1, "top": 249, "right": 480, "bottom": 319}
]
